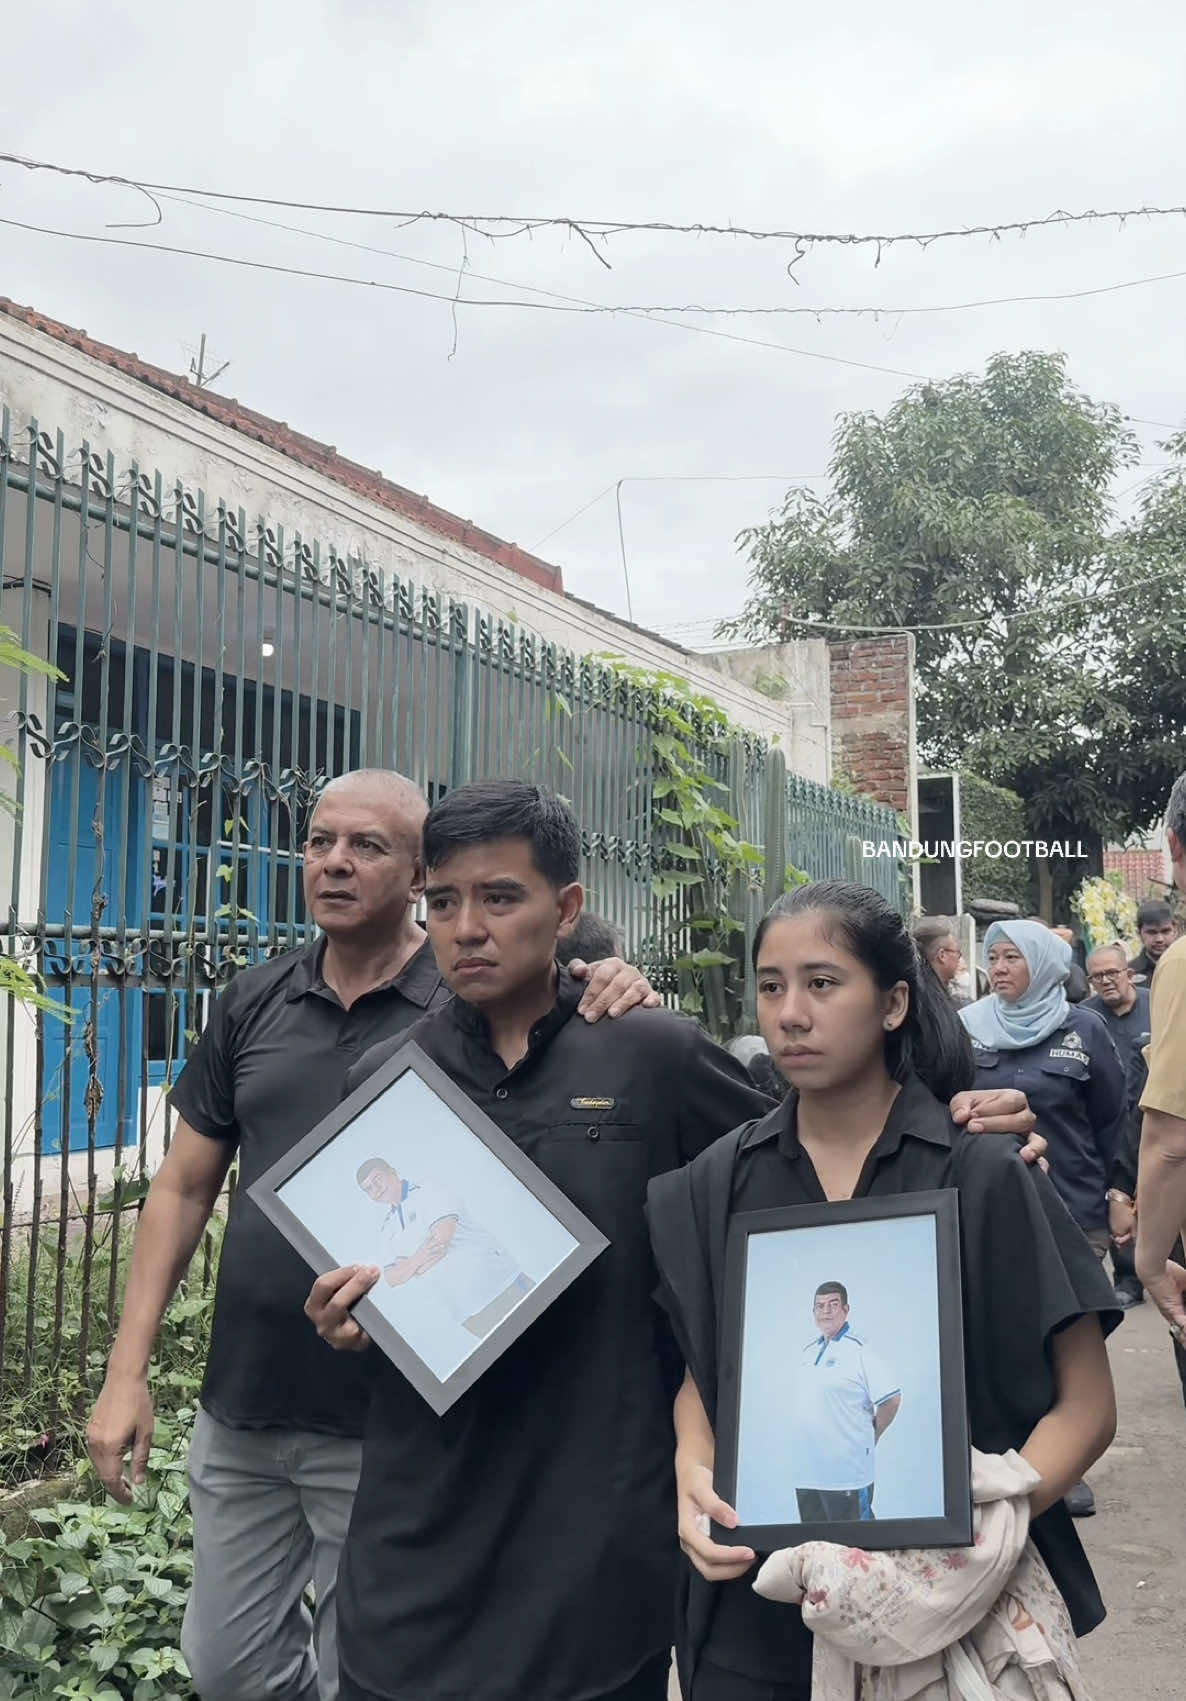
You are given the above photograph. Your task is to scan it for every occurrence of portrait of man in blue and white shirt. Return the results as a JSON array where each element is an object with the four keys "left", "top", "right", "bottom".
[
  {"left": 790, "top": 1280, "right": 901, "bottom": 1522},
  {"left": 356, "top": 1157, "right": 535, "bottom": 1340}
]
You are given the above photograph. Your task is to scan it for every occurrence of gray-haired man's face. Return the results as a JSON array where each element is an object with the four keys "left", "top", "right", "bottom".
[
  {"left": 361, "top": 1166, "right": 402, "bottom": 1203},
  {"left": 813, "top": 1292, "right": 849, "bottom": 1339}
]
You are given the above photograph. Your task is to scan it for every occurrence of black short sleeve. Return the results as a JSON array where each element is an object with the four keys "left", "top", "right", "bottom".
[
  {"left": 169, "top": 979, "right": 242, "bottom": 1144},
  {"left": 953, "top": 1133, "right": 1120, "bottom": 1637}
]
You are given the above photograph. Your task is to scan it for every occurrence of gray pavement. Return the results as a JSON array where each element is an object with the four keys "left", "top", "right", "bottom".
[{"left": 1078, "top": 1296, "right": 1185, "bottom": 1700}]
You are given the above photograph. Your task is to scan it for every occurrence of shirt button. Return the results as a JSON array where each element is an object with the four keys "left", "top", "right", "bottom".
[
  {"left": 495, "top": 1087, "right": 509, "bottom": 1101},
  {"left": 586, "top": 1126, "right": 600, "bottom": 1141}
]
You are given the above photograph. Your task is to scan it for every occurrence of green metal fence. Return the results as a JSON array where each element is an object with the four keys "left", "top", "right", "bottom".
[{"left": 0, "top": 415, "right": 901, "bottom": 1441}]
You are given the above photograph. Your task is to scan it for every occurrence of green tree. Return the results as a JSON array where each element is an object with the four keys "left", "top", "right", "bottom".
[
  {"left": 1105, "top": 430, "right": 1186, "bottom": 832},
  {"left": 724, "top": 352, "right": 1141, "bottom": 845}
]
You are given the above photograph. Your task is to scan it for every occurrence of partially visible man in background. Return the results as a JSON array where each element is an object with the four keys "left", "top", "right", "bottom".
[
  {"left": 1134, "top": 773, "right": 1186, "bottom": 1410},
  {"left": 555, "top": 911, "right": 624, "bottom": 968},
  {"left": 1084, "top": 943, "right": 1152, "bottom": 1308},
  {"left": 1129, "top": 898, "right": 1178, "bottom": 984},
  {"left": 913, "top": 916, "right": 971, "bottom": 1008}
]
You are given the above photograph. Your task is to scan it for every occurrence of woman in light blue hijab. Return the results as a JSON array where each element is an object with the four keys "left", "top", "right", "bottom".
[
  {"left": 959, "top": 917, "right": 1127, "bottom": 1521},
  {"left": 961, "top": 920, "right": 1073, "bottom": 1051}
]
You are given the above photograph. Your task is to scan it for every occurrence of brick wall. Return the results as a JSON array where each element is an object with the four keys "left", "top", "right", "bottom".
[{"left": 828, "top": 634, "right": 916, "bottom": 817}]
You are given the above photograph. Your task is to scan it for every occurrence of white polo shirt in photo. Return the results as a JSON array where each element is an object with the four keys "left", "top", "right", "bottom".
[
  {"left": 790, "top": 1320, "right": 899, "bottom": 1491},
  {"left": 377, "top": 1180, "right": 524, "bottom": 1323}
]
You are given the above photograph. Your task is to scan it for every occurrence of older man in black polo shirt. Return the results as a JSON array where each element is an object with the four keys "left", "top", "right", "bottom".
[
  {"left": 307, "top": 782, "right": 1047, "bottom": 1701},
  {"left": 84, "top": 769, "right": 657, "bottom": 1701}
]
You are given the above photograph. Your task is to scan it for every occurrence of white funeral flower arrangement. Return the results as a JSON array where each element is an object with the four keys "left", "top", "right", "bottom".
[{"left": 1071, "top": 874, "right": 1140, "bottom": 956}]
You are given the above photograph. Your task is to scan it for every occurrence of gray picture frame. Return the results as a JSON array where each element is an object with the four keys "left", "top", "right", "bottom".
[
  {"left": 713, "top": 1189, "right": 972, "bottom": 1553},
  {"left": 248, "top": 1039, "right": 609, "bottom": 1416}
]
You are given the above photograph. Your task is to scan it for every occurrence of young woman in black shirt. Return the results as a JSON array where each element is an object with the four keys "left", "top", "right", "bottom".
[{"left": 647, "top": 881, "right": 1119, "bottom": 1701}]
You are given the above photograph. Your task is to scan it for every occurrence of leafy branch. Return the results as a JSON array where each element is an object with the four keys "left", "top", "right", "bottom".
[{"left": 597, "top": 657, "right": 804, "bottom": 1041}]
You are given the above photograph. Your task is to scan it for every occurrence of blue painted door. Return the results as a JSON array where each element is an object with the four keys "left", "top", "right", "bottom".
[{"left": 42, "top": 756, "right": 140, "bottom": 1155}]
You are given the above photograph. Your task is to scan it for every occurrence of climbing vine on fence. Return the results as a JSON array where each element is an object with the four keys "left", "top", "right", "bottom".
[{"left": 598, "top": 658, "right": 804, "bottom": 1042}]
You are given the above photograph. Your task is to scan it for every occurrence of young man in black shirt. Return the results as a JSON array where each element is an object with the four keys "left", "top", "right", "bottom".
[
  {"left": 1128, "top": 897, "right": 1178, "bottom": 983},
  {"left": 84, "top": 769, "right": 657, "bottom": 1701},
  {"left": 306, "top": 782, "right": 1049, "bottom": 1701}
]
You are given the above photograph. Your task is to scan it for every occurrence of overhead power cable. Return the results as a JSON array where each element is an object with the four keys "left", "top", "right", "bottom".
[
  {"left": 76, "top": 185, "right": 1186, "bottom": 324},
  {"left": 5, "top": 149, "right": 1186, "bottom": 270},
  {"left": 0, "top": 212, "right": 932, "bottom": 382}
]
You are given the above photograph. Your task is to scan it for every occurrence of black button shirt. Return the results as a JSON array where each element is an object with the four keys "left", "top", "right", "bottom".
[
  {"left": 170, "top": 936, "right": 448, "bottom": 1435},
  {"left": 335, "top": 973, "right": 771, "bottom": 1701},
  {"left": 648, "top": 1075, "right": 1120, "bottom": 1693},
  {"left": 967, "top": 1006, "right": 1126, "bottom": 1231}
]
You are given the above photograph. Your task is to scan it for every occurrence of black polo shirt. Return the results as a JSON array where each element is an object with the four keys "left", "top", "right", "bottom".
[
  {"left": 171, "top": 936, "right": 448, "bottom": 1436},
  {"left": 334, "top": 972, "right": 771, "bottom": 1701},
  {"left": 646, "top": 1075, "right": 1120, "bottom": 1695}
]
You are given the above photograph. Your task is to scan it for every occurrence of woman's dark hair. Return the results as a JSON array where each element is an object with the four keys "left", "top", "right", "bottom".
[
  {"left": 422, "top": 780, "right": 580, "bottom": 885},
  {"left": 752, "top": 880, "right": 976, "bottom": 1102}
]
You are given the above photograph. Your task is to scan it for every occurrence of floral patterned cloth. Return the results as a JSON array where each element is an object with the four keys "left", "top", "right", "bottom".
[{"left": 753, "top": 1450, "right": 1091, "bottom": 1701}]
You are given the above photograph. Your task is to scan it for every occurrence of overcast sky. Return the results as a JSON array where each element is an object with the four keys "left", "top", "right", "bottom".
[{"left": 3, "top": 0, "right": 1184, "bottom": 646}]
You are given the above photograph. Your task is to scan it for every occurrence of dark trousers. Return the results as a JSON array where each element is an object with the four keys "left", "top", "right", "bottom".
[
  {"left": 340, "top": 1652, "right": 671, "bottom": 1701},
  {"left": 692, "top": 1660, "right": 808, "bottom": 1701},
  {"left": 1111, "top": 1236, "right": 1140, "bottom": 1292},
  {"left": 796, "top": 1484, "right": 874, "bottom": 1522}
]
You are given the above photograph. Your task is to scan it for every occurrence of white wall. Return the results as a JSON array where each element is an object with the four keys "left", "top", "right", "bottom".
[{"left": 0, "top": 313, "right": 830, "bottom": 778}]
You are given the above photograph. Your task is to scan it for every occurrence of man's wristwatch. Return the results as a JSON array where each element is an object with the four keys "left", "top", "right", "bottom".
[{"left": 1105, "top": 1188, "right": 1134, "bottom": 1206}]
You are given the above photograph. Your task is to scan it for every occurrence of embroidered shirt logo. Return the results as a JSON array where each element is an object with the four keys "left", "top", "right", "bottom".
[
  {"left": 1063, "top": 1032, "right": 1082, "bottom": 1050},
  {"left": 570, "top": 1097, "right": 615, "bottom": 1111}
]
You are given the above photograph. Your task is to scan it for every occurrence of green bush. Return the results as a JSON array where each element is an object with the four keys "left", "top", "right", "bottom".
[
  {"left": 0, "top": 1407, "right": 196, "bottom": 1699},
  {"left": 1, "top": 1224, "right": 218, "bottom": 1492},
  {"left": 0, "top": 1224, "right": 218, "bottom": 1697}
]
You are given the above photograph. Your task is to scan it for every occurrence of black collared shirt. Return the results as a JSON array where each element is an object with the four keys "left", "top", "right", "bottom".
[
  {"left": 171, "top": 936, "right": 448, "bottom": 1435},
  {"left": 966, "top": 1007, "right": 1127, "bottom": 1231},
  {"left": 707, "top": 1077, "right": 963, "bottom": 1686},
  {"left": 1128, "top": 946, "right": 1161, "bottom": 984},
  {"left": 335, "top": 973, "right": 771, "bottom": 1701},
  {"left": 647, "top": 1074, "right": 1120, "bottom": 1692}
]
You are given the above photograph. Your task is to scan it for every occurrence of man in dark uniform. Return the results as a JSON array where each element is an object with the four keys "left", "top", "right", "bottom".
[
  {"left": 966, "top": 1006, "right": 1126, "bottom": 1260},
  {"left": 1128, "top": 898, "right": 1178, "bottom": 983},
  {"left": 1084, "top": 944, "right": 1152, "bottom": 1308}
]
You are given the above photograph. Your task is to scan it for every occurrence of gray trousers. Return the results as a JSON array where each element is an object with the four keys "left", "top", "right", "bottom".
[{"left": 182, "top": 1407, "right": 363, "bottom": 1701}]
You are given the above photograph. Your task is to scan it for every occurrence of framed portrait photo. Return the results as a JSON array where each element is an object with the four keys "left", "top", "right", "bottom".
[
  {"left": 713, "top": 1190, "right": 971, "bottom": 1554},
  {"left": 248, "top": 1041, "right": 609, "bottom": 1416}
]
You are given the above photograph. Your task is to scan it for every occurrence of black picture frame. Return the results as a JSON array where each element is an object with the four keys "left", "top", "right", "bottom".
[
  {"left": 712, "top": 1189, "right": 971, "bottom": 1553},
  {"left": 249, "top": 1039, "right": 609, "bottom": 1416}
]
